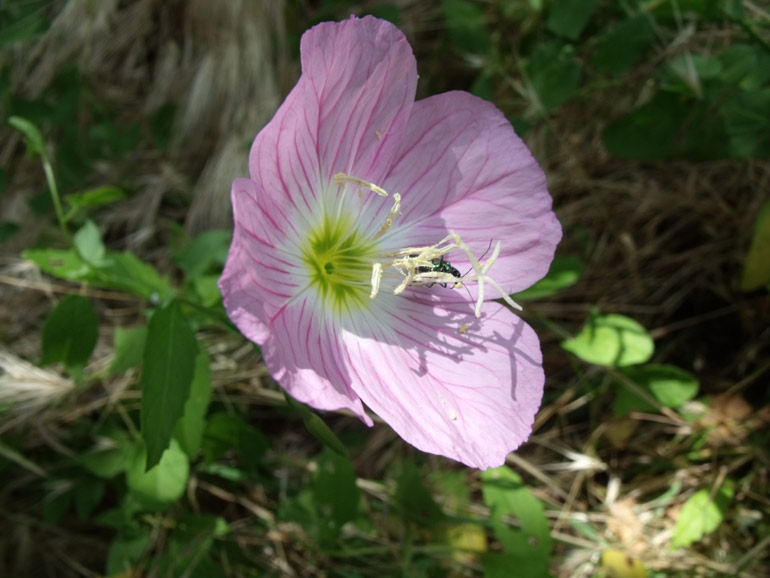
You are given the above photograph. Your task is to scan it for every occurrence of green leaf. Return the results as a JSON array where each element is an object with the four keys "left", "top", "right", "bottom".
[
  {"left": 73, "top": 220, "right": 107, "bottom": 267},
  {"left": 721, "top": 89, "right": 770, "bottom": 159},
  {"left": 741, "top": 199, "right": 770, "bottom": 290},
  {"left": 285, "top": 393, "right": 348, "bottom": 457},
  {"left": 8, "top": 116, "right": 46, "bottom": 157},
  {"left": 625, "top": 364, "right": 699, "bottom": 408},
  {"left": 109, "top": 325, "right": 148, "bottom": 375},
  {"left": 140, "top": 300, "right": 199, "bottom": 470},
  {"left": 562, "top": 313, "right": 654, "bottom": 367},
  {"left": 126, "top": 438, "right": 190, "bottom": 505},
  {"left": 175, "top": 229, "right": 231, "bottom": 280},
  {"left": 24, "top": 248, "right": 92, "bottom": 281},
  {"left": 74, "top": 477, "right": 105, "bottom": 519},
  {"left": 153, "top": 514, "right": 228, "bottom": 577},
  {"left": 24, "top": 247, "right": 173, "bottom": 302},
  {"left": 106, "top": 530, "right": 152, "bottom": 577},
  {"left": 718, "top": 44, "right": 770, "bottom": 90},
  {"left": 191, "top": 275, "right": 223, "bottom": 307},
  {"left": 527, "top": 41, "right": 581, "bottom": 112},
  {"left": 481, "top": 467, "right": 551, "bottom": 576},
  {"left": 0, "top": 8, "right": 48, "bottom": 46},
  {"left": 672, "top": 484, "right": 733, "bottom": 548},
  {"left": 614, "top": 364, "right": 699, "bottom": 416},
  {"left": 80, "top": 431, "right": 138, "bottom": 479},
  {"left": 94, "top": 252, "right": 173, "bottom": 302},
  {"left": 603, "top": 92, "right": 688, "bottom": 160},
  {"left": 202, "top": 412, "right": 268, "bottom": 471},
  {"left": 313, "top": 448, "right": 360, "bottom": 546},
  {"left": 173, "top": 353, "right": 212, "bottom": 460},
  {"left": 590, "top": 15, "right": 655, "bottom": 76},
  {"left": 514, "top": 255, "right": 583, "bottom": 299},
  {"left": 441, "top": 0, "right": 492, "bottom": 56},
  {"left": 394, "top": 462, "right": 445, "bottom": 526},
  {"left": 65, "top": 186, "right": 124, "bottom": 210},
  {"left": 546, "top": 0, "right": 597, "bottom": 40},
  {"left": 660, "top": 53, "right": 723, "bottom": 97},
  {"left": 41, "top": 294, "right": 99, "bottom": 370}
]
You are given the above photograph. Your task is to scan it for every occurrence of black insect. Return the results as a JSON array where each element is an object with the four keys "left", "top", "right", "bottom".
[{"left": 416, "top": 255, "right": 461, "bottom": 288}]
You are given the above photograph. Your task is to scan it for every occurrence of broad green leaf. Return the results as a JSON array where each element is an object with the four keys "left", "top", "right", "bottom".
[
  {"left": 140, "top": 300, "right": 199, "bottom": 470},
  {"left": 590, "top": 15, "right": 655, "bottom": 76},
  {"left": 672, "top": 484, "right": 733, "bottom": 548},
  {"left": 106, "top": 531, "right": 152, "bottom": 577},
  {"left": 659, "top": 53, "right": 723, "bottom": 98},
  {"left": 153, "top": 514, "right": 228, "bottom": 577},
  {"left": 313, "top": 448, "right": 359, "bottom": 546},
  {"left": 73, "top": 220, "right": 107, "bottom": 267},
  {"left": 394, "top": 462, "right": 445, "bottom": 526},
  {"left": 441, "top": 0, "right": 492, "bottom": 56},
  {"left": 65, "top": 186, "right": 124, "bottom": 210},
  {"left": 24, "top": 247, "right": 173, "bottom": 302},
  {"left": 546, "top": 0, "right": 597, "bottom": 40},
  {"left": 718, "top": 44, "right": 770, "bottom": 90},
  {"left": 483, "top": 553, "right": 530, "bottom": 578},
  {"left": 721, "top": 89, "right": 770, "bottom": 159},
  {"left": 23, "top": 248, "right": 92, "bottom": 281},
  {"left": 626, "top": 365, "right": 699, "bottom": 408},
  {"left": 175, "top": 229, "right": 231, "bottom": 279},
  {"left": 95, "top": 252, "right": 173, "bottom": 302},
  {"left": 514, "top": 255, "right": 583, "bottom": 300},
  {"left": 192, "top": 274, "right": 223, "bottom": 307},
  {"left": 285, "top": 393, "right": 348, "bottom": 457},
  {"left": 615, "top": 364, "right": 699, "bottom": 416},
  {"left": 126, "top": 438, "right": 189, "bottom": 505},
  {"left": 173, "top": 353, "right": 212, "bottom": 460},
  {"left": 74, "top": 477, "right": 105, "bottom": 519},
  {"left": 481, "top": 467, "right": 551, "bottom": 576},
  {"left": 202, "top": 412, "right": 268, "bottom": 470},
  {"left": 562, "top": 313, "right": 654, "bottom": 367},
  {"left": 8, "top": 116, "right": 46, "bottom": 156},
  {"left": 603, "top": 92, "right": 688, "bottom": 160},
  {"left": 109, "top": 325, "right": 147, "bottom": 375},
  {"left": 80, "top": 431, "right": 138, "bottom": 479},
  {"left": 741, "top": 199, "right": 770, "bottom": 290},
  {"left": 527, "top": 41, "right": 581, "bottom": 112},
  {"left": 41, "top": 294, "right": 99, "bottom": 370}
]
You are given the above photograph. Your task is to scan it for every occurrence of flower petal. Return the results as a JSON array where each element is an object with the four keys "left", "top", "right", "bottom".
[
  {"left": 219, "top": 178, "right": 305, "bottom": 341},
  {"left": 342, "top": 298, "right": 544, "bottom": 468},
  {"left": 264, "top": 295, "right": 373, "bottom": 425},
  {"left": 383, "top": 91, "right": 561, "bottom": 293},
  {"left": 220, "top": 180, "right": 371, "bottom": 423},
  {"left": 249, "top": 16, "right": 417, "bottom": 218}
]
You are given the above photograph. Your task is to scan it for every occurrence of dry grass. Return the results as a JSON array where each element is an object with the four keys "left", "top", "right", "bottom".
[{"left": 1, "top": 1, "right": 768, "bottom": 577}]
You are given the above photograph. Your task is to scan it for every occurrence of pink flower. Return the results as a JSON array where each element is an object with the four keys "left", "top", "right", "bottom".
[{"left": 219, "top": 16, "right": 561, "bottom": 468}]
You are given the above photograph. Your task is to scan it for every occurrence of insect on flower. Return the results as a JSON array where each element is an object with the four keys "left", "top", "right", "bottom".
[
  {"left": 219, "top": 16, "right": 562, "bottom": 468},
  {"left": 416, "top": 255, "right": 461, "bottom": 288}
]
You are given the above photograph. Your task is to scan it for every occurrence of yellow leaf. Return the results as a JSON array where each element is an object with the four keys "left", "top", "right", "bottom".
[{"left": 601, "top": 549, "right": 647, "bottom": 578}]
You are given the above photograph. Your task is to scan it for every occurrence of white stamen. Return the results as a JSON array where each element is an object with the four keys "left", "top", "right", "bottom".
[
  {"left": 331, "top": 173, "right": 520, "bottom": 319},
  {"left": 370, "top": 262, "right": 383, "bottom": 299},
  {"left": 333, "top": 172, "right": 388, "bottom": 196},
  {"left": 373, "top": 193, "right": 400, "bottom": 240}
]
